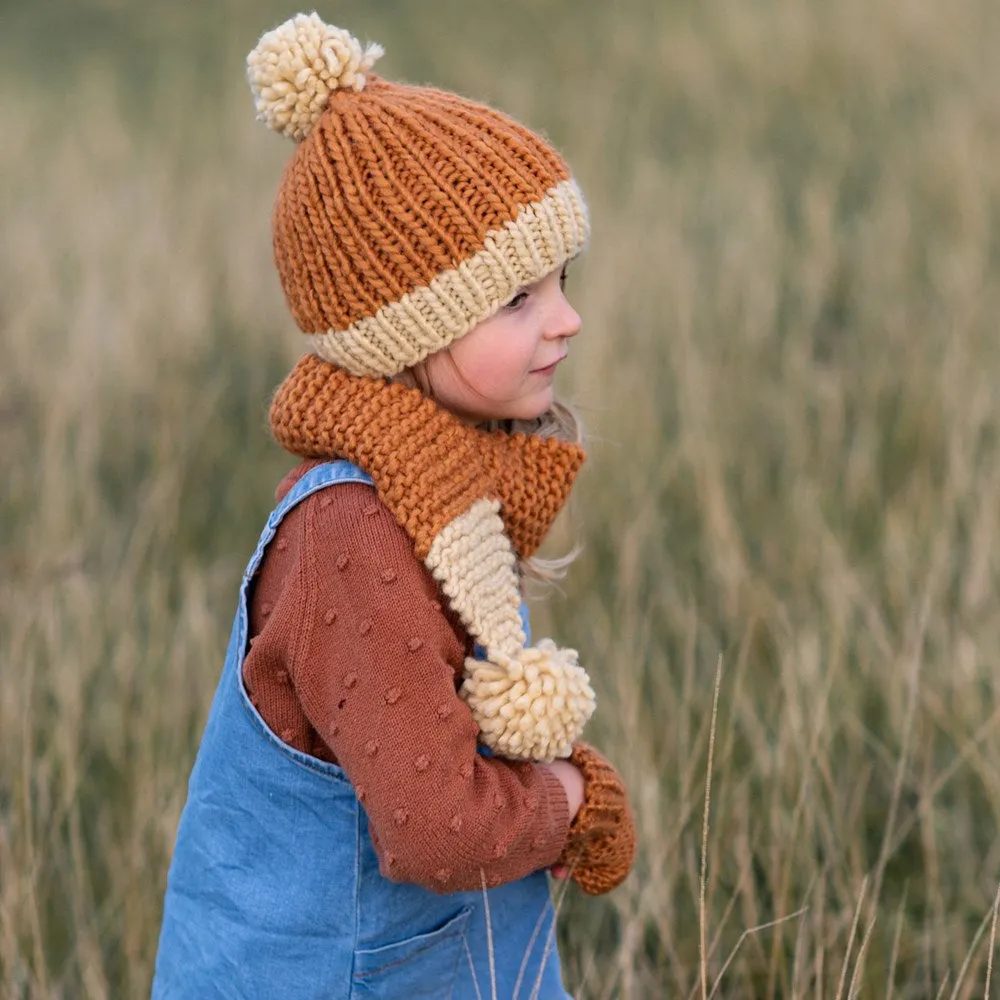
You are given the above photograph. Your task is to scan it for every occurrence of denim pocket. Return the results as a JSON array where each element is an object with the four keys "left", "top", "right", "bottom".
[{"left": 351, "top": 906, "right": 473, "bottom": 999}]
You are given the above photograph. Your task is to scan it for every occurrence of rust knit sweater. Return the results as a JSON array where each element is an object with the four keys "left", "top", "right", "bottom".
[{"left": 242, "top": 461, "right": 571, "bottom": 892}]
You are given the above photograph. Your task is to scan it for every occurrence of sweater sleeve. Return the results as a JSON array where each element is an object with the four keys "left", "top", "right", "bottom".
[{"left": 285, "top": 482, "right": 571, "bottom": 893}]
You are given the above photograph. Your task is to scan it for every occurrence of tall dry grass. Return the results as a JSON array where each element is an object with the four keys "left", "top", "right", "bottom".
[{"left": 4, "top": 0, "right": 1000, "bottom": 996}]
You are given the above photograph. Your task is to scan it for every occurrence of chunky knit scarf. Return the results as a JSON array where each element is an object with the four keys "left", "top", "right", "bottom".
[{"left": 269, "top": 354, "right": 596, "bottom": 761}]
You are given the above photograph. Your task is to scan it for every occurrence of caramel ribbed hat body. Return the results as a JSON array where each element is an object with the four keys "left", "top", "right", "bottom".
[{"left": 248, "top": 13, "right": 589, "bottom": 376}]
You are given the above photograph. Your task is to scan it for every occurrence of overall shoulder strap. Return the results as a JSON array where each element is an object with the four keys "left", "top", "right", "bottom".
[{"left": 242, "top": 460, "right": 374, "bottom": 584}]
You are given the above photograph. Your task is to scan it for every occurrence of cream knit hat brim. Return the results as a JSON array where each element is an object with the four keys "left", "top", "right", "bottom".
[{"left": 309, "top": 179, "right": 589, "bottom": 376}]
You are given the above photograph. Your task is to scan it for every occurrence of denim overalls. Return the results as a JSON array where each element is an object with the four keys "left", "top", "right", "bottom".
[{"left": 152, "top": 461, "right": 572, "bottom": 1000}]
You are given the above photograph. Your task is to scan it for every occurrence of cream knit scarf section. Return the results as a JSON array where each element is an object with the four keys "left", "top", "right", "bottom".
[{"left": 269, "top": 353, "right": 596, "bottom": 761}]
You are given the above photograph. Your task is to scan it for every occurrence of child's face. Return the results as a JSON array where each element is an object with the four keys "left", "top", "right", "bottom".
[{"left": 422, "top": 265, "right": 581, "bottom": 423}]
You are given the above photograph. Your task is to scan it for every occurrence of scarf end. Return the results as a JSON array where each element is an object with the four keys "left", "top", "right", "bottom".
[{"left": 460, "top": 639, "right": 596, "bottom": 762}]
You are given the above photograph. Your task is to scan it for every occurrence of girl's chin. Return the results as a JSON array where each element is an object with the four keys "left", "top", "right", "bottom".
[
  {"left": 504, "top": 390, "right": 554, "bottom": 422},
  {"left": 458, "top": 388, "right": 555, "bottom": 424}
]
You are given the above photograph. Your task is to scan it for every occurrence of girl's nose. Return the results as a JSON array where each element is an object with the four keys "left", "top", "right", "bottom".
[{"left": 546, "top": 291, "right": 582, "bottom": 341}]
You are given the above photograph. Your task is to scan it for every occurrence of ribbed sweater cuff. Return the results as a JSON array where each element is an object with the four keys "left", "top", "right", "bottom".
[{"left": 535, "top": 764, "right": 572, "bottom": 866}]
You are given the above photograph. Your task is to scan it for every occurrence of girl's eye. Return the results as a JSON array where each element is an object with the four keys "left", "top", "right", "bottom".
[
  {"left": 559, "top": 267, "right": 569, "bottom": 289},
  {"left": 504, "top": 290, "right": 528, "bottom": 311}
]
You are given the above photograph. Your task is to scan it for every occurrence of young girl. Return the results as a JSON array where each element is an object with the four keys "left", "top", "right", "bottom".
[{"left": 152, "top": 14, "right": 635, "bottom": 999}]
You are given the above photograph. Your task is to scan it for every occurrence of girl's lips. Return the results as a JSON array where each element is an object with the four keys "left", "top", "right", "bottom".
[{"left": 531, "top": 356, "right": 567, "bottom": 376}]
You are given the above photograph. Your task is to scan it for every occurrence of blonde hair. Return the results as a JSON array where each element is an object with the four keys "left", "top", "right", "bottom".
[{"left": 392, "top": 367, "right": 584, "bottom": 587}]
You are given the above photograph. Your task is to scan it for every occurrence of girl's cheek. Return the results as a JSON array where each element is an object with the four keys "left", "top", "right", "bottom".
[
  {"left": 466, "top": 363, "right": 510, "bottom": 395},
  {"left": 481, "top": 353, "right": 534, "bottom": 391},
  {"left": 452, "top": 318, "right": 537, "bottom": 387}
]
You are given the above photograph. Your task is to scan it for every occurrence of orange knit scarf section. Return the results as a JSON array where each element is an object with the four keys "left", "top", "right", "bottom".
[{"left": 269, "top": 354, "right": 584, "bottom": 560}]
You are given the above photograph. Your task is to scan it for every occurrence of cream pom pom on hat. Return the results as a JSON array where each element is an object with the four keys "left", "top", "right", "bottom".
[{"left": 249, "top": 14, "right": 595, "bottom": 761}]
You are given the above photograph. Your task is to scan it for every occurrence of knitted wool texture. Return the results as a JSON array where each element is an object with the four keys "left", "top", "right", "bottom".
[
  {"left": 271, "top": 355, "right": 582, "bottom": 560},
  {"left": 252, "top": 15, "right": 597, "bottom": 760},
  {"left": 270, "top": 356, "right": 595, "bottom": 761},
  {"left": 556, "top": 744, "right": 636, "bottom": 895},
  {"left": 248, "top": 14, "right": 590, "bottom": 377}
]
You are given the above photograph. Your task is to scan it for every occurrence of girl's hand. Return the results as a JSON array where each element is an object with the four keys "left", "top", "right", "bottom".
[
  {"left": 540, "top": 759, "right": 584, "bottom": 879},
  {"left": 542, "top": 759, "right": 585, "bottom": 818}
]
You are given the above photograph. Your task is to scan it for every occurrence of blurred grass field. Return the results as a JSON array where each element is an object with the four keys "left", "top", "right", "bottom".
[{"left": 5, "top": 0, "right": 1000, "bottom": 995}]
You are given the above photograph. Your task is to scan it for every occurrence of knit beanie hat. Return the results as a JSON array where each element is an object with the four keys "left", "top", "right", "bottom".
[
  {"left": 248, "top": 14, "right": 595, "bottom": 761},
  {"left": 247, "top": 12, "right": 590, "bottom": 376}
]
